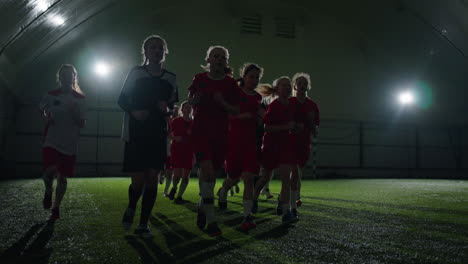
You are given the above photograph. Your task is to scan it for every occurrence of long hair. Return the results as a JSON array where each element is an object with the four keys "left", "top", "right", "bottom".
[
  {"left": 141, "top": 35, "right": 169, "bottom": 65},
  {"left": 56, "top": 64, "right": 83, "bottom": 95},
  {"left": 291, "top": 72, "right": 311, "bottom": 97},
  {"left": 238, "top": 62, "right": 264, "bottom": 87},
  {"left": 201, "top": 45, "right": 230, "bottom": 72}
]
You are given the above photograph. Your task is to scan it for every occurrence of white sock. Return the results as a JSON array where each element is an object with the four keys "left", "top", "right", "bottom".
[
  {"left": 164, "top": 176, "right": 172, "bottom": 193},
  {"left": 200, "top": 181, "right": 216, "bottom": 223},
  {"left": 243, "top": 199, "right": 253, "bottom": 217},
  {"left": 291, "top": 191, "right": 298, "bottom": 209}
]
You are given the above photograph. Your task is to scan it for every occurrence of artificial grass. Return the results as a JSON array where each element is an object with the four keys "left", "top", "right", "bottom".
[{"left": 0, "top": 178, "right": 467, "bottom": 263}]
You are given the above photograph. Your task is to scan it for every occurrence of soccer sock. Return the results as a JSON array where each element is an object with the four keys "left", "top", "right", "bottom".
[
  {"left": 243, "top": 199, "right": 253, "bottom": 217},
  {"left": 128, "top": 184, "right": 142, "bottom": 210},
  {"left": 282, "top": 203, "right": 290, "bottom": 216},
  {"left": 53, "top": 180, "right": 67, "bottom": 208},
  {"left": 139, "top": 187, "right": 157, "bottom": 227},
  {"left": 200, "top": 181, "right": 216, "bottom": 223},
  {"left": 164, "top": 174, "right": 172, "bottom": 194},
  {"left": 291, "top": 191, "right": 298, "bottom": 209},
  {"left": 42, "top": 171, "right": 54, "bottom": 194},
  {"left": 177, "top": 181, "right": 188, "bottom": 198},
  {"left": 218, "top": 186, "right": 227, "bottom": 202}
]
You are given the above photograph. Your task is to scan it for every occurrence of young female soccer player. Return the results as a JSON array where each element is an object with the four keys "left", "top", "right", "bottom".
[
  {"left": 289, "top": 73, "right": 320, "bottom": 217},
  {"left": 118, "top": 35, "right": 178, "bottom": 238},
  {"left": 255, "top": 84, "right": 278, "bottom": 200},
  {"left": 162, "top": 104, "right": 179, "bottom": 193},
  {"left": 167, "top": 101, "right": 193, "bottom": 203},
  {"left": 188, "top": 45, "right": 239, "bottom": 236},
  {"left": 252, "top": 76, "right": 298, "bottom": 223},
  {"left": 39, "top": 64, "right": 86, "bottom": 221},
  {"left": 217, "top": 63, "right": 265, "bottom": 231}
]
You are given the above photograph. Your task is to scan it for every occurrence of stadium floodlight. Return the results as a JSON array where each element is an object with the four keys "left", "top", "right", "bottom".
[
  {"left": 49, "top": 14, "right": 65, "bottom": 26},
  {"left": 398, "top": 91, "right": 415, "bottom": 105},
  {"left": 94, "top": 62, "right": 111, "bottom": 77},
  {"left": 35, "top": 0, "right": 48, "bottom": 12}
]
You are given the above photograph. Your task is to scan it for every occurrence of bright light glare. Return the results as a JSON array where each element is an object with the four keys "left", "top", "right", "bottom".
[
  {"left": 398, "top": 91, "right": 415, "bottom": 105},
  {"left": 35, "top": 0, "right": 48, "bottom": 12},
  {"left": 94, "top": 62, "right": 111, "bottom": 77},
  {"left": 49, "top": 15, "right": 65, "bottom": 26}
]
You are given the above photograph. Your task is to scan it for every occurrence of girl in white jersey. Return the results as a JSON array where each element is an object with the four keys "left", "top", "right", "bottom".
[{"left": 39, "top": 64, "right": 86, "bottom": 221}]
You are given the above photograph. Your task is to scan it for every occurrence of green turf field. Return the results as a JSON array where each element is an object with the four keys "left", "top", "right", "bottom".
[{"left": 0, "top": 178, "right": 467, "bottom": 264}]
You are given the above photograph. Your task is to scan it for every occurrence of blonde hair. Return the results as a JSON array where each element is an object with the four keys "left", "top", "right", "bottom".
[
  {"left": 201, "top": 45, "right": 230, "bottom": 71},
  {"left": 57, "top": 64, "right": 83, "bottom": 95},
  {"left": 291, "top": 72, "right": 311, "bottom": 96},
  {"left": 141, "top": 35, "right": 169, "bottom": 65}
]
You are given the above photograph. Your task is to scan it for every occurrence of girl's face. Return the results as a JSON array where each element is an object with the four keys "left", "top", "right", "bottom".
[
  {"left": 181, "top": 104, "right": 192, "bottom": 117},
  {"left": 294, "top": 77, "right": 308, "bottom": 96},
  {"left": 276, "top": 79, "right": 292, "bottom": 99},
  {"left": 145, "top": 38, "right": 165, "bottom": 64},
  {"left": 243, "top": 68, "right": 260, "bottom": 90},
  {"left": 207, "top": 48, "right": 227, "bottom": 72},
  {"left": 59, "top": 68, "right": 75, "bottom": 89}
]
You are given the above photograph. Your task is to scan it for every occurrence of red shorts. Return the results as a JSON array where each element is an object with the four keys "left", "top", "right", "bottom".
[
  {"left": 171, "top": 144, "right": 193, "bottom": 170},
  {"left": 291, "top": 134, "right": 311, "bottom": 167},
  {"left": 261, "top": 137, "right": 293, "bottom": 170},
  {"left": 225, "top": 138, "right": 259, "bottom": 179},
  {"left": 42, "top": 147, "right": 76, "bottom": 176},
  {"left": 192, "top": 134, "right": 227, "bottom": 170}
]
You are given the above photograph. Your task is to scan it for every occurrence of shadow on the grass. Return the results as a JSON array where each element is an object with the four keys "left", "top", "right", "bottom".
[{"left": 0, "top": 220, "right": 55, "bottom": 264}]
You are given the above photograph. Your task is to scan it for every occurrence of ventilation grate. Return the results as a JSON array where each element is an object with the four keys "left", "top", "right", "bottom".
[
  {"left": 275, "top": 17, "right": 295, "bottom": 39},
  {"left": 241, "top": 15, "right": 262, "bottom": 35}
]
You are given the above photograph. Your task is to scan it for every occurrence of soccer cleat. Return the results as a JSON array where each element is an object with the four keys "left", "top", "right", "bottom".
[
  {"left": 265, "top": 192, "right": 274, "bottom": 199},
  {"left": 168, "top": 188, "right": 176, "bottom": 200},
  {"left": 196, "top": 206, "right": 206, "bottom": 229},
  {"left": 234, "top": 184, "right": 240, "bottom": 194},
  {"left": 282, "top": 210, "right": 299, "bottom": 224},
  {"left": 122, "top": 207, "right": 135, "bottom": 231},
  {"left": 291, "top": 208, "right": 299, "bottom": 220},
  {"left": 206, "top": 222, "right": 222, "bottom": 237},
  {"left": 251, "top": 200, "right": 258, "bottom": 214},
  {"left": 296, "top": 199, "right": 302, "bottom": 208},
  {"left": 159, "top": 175, "right": 164, "bottom": 185},
  {"left": 276, "top": 197, "right": 282, "bottom": 216},
  {"left": 229, "top": 188, "right": 234, "bottom": 197},
  {"left": 134, "top": 226, "right": 153, "bottom": 239},
  {"left": 240, "top": 215, "right": 257, "bottom": 231},
  {"left": 50, "top": 207, "right": 60, "bottom": 221},
  {"left": 43, "top": 192, "right": 52, "bottom": 209},
  {"left": 174, "top": 197, "right": 184, "bottom": 204},
  {"left": 218, "top": 200, "right": 227, "bottom": 211}
]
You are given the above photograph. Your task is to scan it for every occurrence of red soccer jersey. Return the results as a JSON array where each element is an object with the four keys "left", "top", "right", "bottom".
[
  {"left": 229, "top": 89, "right": 262, "bottom": 139},
  {"left": 289, "top": 97, "right": 320, "bottom": 134},
  {"left": 188, "top": 72, "right": 239, "bottom": 136},
  {"left": 170, "top": 117, "right": 193, "bottom": 147},
  {"left": 170, "top": 117, "right": 193, "bottom": 169},
  {"left": 263, "top": 98, "right": 295, "bottom": 141}
]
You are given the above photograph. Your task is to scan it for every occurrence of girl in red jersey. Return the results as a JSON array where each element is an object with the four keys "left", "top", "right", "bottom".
[
  {"left": 167, "top": 101, "right": 193, "bottom": 203},
  {"left": 289, "top": 73, "right": 320, "bottom": 217},
  {"left": 162, "top": 104, "right": 179, "bottom": 194},
  {"left": 188, "top": 46, "right": 239, "bottom": 236},
  {"left": 39, "top": 64, "right": 86, "bottom": 221},
  {"left": 252, "top": 76, "right": 298, "bottom": 223},
  {"left": 217, "top": 63, "right": 265, "bottom": 231}
]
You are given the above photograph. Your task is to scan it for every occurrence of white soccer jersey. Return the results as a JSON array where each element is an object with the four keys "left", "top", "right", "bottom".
[{"left": 39, "top": 89, "right": 87, "bottom": 155}]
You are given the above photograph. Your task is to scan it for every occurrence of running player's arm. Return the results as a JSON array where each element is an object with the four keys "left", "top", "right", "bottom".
[
  {"left": 72, "top": 98, "right": 86, "bottom": 128},
  {"left": 39, "top": 94, "right": 51, "bottom": 122},
  {"left": 263, "top": 103, "right": 294, "bottom": 132},
  {"left": 118, "top": 68, "right": 148, "bottom": 121}
]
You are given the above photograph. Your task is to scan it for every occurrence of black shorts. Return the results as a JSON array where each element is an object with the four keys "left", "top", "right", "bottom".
[{"left": 122, "top": 137, "right": 167, "bottom": 173}]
